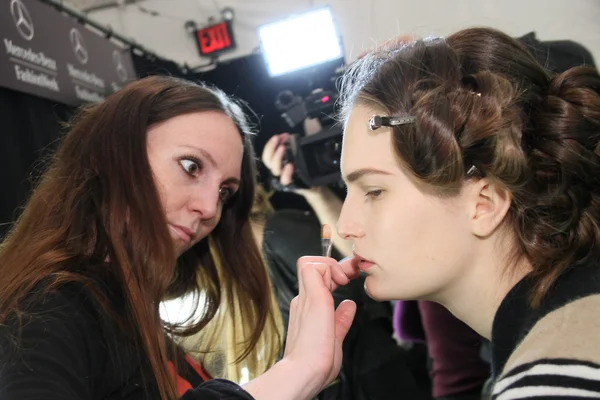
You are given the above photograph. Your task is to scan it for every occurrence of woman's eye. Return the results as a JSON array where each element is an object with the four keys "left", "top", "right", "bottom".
[
  {"left": 180, "top": 159, "right": 200, "bottom": 176},
  {"left": 365, "top": 189, "right": 383, "bottom": 198},
  {"left": 219, "top": 187, "right": 235, "bottom": 203}
]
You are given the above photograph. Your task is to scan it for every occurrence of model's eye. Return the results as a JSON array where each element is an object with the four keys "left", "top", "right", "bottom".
[{"left": 365, "top": 189, "right": 383, "bottom": 198}]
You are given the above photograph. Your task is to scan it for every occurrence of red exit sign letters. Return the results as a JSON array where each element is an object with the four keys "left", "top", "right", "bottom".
[{"left": 196, "top": 21, "right": 236, "bottom": 56}]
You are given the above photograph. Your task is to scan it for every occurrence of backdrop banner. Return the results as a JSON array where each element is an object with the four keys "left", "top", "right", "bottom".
[{"left": 0, "top": 0, "right": 136, "bottom": 105}]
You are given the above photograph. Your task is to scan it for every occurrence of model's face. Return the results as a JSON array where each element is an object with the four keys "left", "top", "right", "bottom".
[{"left": 339, "top": 105, "right": 475, "bottom": 301}]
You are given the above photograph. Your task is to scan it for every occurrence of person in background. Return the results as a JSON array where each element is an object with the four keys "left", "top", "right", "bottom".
[
  {"left": 337, "top": 26, "right": 600, "bottom": 399},
  {"left": 262, "top": 131, "right": 353, "bottom": 257},
  {"left": 0, "top": 75, "right": 360, "bottom": 400}
]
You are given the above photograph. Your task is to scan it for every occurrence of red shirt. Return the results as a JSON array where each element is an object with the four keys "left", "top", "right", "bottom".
[{"left": 167, "top": 354, "right": 212, "bottom": 396}]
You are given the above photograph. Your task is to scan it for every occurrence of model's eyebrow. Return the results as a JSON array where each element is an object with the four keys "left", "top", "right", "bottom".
[{"left": 344, "top": 168, "right": 393, "bottom": 183}]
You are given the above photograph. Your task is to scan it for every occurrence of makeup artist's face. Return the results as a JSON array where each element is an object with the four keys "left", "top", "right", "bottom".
[
  {"left": 338, "top": 105, "right": 474, "bottom": 301},
  {"left": 147, "top": 111, "right": 243, "bottom": 257}
]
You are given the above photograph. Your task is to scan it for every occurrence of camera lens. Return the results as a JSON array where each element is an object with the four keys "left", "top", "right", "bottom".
[
  {"left": 275, "top": 90, "right": 296, "bottom": 111},
  {"left": 314, "top": 139, "right": 342, "bottom": 174}
]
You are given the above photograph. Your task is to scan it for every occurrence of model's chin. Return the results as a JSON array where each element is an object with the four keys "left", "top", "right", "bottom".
[
  {"left": 363, "top": 275, "right": 391, "bottom": 302},
  {"left": 364, "top": 274, "right": 422, "bottom": 302},
  {"left": 366, "top": 273, "right": 441, "bottom": 303}
]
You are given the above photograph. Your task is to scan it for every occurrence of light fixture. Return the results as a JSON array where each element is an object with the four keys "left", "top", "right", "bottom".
[
  {"left": 184, "top": 20, "right": 197, "bottom": 34},
  {"left": 257, "top": 7, "right": 343, "bottom": 77},
  {"left": 222, "top": 7, "right": 234, "bottom": 21}
]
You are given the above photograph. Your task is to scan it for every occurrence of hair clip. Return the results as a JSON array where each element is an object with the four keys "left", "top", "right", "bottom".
[
  {"left": 369, "top": 115, "right": 417, "bottom": 131},
  {"left": 466, "top": 165, "right": 479, "bottom": 176}
]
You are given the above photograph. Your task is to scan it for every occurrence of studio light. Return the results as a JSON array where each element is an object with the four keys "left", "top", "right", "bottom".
[{"left": 257, "top": 7, "right": 343, "bottom": 77}]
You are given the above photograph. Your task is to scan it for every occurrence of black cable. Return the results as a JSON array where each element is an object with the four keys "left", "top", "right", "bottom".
[{"left": 38, "top": 0, "right": 184, "bottom": 71}]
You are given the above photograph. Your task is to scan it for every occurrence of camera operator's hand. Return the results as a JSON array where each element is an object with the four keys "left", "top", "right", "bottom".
[
  {"left": 261, "top": 133, "right": 353, "bottom": 258},
  {"left": 262, "top": 133, "right": 295, "bottom": 186}
]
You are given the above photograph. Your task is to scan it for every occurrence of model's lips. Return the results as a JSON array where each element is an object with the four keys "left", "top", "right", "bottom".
[
  {"left": 170, "top": 224, "right": 195, "bottom": 244},
  {"left": 353, "top": 251, "right": 376, "bottom": 271}
]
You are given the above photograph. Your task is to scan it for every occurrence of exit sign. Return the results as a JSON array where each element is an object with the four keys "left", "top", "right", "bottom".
[{"left": 195, "top": 21, "right": 236, "bottom": 56}]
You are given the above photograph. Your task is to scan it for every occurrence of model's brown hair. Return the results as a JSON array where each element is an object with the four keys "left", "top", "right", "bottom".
[{"left": 340, "top": 27, "right": 600, "bottom": 306}]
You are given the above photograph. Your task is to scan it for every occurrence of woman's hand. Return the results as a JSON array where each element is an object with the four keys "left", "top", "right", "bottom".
[
  {"left": 283, "top": 256, "right": 360, "bottom": 396},
  {"left": 243, "top": 256, "right": 359, "bottom": 400}
]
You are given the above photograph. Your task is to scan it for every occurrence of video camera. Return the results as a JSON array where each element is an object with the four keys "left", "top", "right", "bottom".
[
  {"left": 258, "top": 7, "right": 345, "bottom": 189},
  {"left": 274, "top": 86, "right": 344, "bottom": 188}
]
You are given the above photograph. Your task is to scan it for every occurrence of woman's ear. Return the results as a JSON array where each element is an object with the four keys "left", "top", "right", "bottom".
[{"left": 466, "top": 179, "right": 512, "bottom": 237}]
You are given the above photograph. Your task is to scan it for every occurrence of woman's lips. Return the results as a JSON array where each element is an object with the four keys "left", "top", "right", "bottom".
[
  {"left": 358, "top": 260, "right": 375, "bottom": 271},
  {"left": 170, "top": 224, "right": 193, "bottom": 244},
  {"left": 354, "top": 252, "right": 375, "bottom": 271}
]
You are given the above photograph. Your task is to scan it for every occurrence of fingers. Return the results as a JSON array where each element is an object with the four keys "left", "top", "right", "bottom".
[
  {"left": 301, "top": 255, "right": 359, "bottom": 283},
  {"left": 297, "top": 256, "right": 356, "bottom": 294},
  {"left": 280, "top": 163, "right": 294, "bottom": 186},
  {"left": 298, "top": 261, "right": 333, "bottom": 300},
  {"left": 271, "top": 144, "right": 287, "bottom": 176},
  {"left": 338, "top": 256, "right": 361, "bottom": 281},
  {"left": 329, "top": 263, "right": 350, "bottom": 289},
  {"left": 334, "top": 300, "right": 357, "bottom": 343},
  {"left": 262, "top": 133, "right": 292, "bottom": 177},
  {"left": 261, "top": 134, "right": 281, "bottom": 165}
]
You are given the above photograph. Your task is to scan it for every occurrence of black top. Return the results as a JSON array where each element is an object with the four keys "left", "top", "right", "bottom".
[
  {"left": 0, "top": 281, "right": 254, "bottom": 400},
  {"left": 263, "top": 208, "right": 344, "bottom": 328}
]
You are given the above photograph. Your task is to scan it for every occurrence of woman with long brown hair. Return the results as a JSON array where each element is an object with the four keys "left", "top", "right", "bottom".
[{"left": 0, "top": 75, "right": 359, "bottom": 399}]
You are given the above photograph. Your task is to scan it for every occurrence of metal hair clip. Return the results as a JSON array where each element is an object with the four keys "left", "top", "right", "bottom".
[
  {"left": 369, "top": 115, "right": 417, "bottom": 131},
  {"left": 466, "top": 165, "right": 479, "bottom": 176}
]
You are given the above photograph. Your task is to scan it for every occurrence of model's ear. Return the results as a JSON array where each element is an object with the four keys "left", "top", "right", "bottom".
[{"left": 465, "top": 178, "right": 512, "bottom": 237}]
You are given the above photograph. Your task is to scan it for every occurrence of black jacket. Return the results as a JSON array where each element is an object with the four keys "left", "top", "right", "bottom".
[{"left": 0, "top": 281, "right": 253, "bottom": 399}]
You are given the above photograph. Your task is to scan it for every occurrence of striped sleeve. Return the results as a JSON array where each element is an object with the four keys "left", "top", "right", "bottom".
[{"left": 492, "top": 359, "right": 600, "bottom": 400}]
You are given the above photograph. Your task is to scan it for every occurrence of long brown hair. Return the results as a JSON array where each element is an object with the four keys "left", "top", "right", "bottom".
[
  {"left": 0, "top": 76, "right": 282, "bottom": 398},
  {"left": 339, "top": 27, "right": 600, "bottom": 306}
]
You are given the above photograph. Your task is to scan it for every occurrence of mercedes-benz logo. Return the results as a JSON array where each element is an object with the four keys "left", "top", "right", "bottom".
[
  {"left": 10, "top": 0, "right": 34, "bottom": 41},
  {"left": 112, "top": 50, "right": 128, "bottom": 82},
  {"left": 70, "top": 28, "right": 88, "bottom": 64}
]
